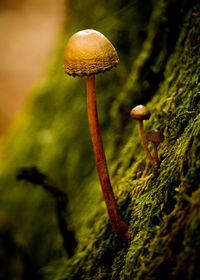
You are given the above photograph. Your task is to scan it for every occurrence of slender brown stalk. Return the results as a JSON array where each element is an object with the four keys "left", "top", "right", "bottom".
[
  {"left": 153, "top": 143, "right": 159, "bottom": 168},
  {"left": 86, "top": 75, "right": 129, "bottom": 241},
  {"left": 138, "top": 120, "right": 156, "bottom": 168}
]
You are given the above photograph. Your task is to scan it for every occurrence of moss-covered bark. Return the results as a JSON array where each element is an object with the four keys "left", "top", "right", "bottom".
[{"left": 0, "top": 0, "right": 200, "bottom": 279}]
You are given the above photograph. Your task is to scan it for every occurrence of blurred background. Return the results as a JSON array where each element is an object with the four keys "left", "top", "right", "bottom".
[
  {"left": 0, "top": 0, "right": 199, "bottom": 279},
  {"left": 0, "top": 0, "right": 65, "bottom": 133}
]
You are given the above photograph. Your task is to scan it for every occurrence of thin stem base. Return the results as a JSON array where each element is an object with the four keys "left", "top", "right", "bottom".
[
  {"left": 87, "top": 75, "right": 129, "bottom": 241},
  {"left": 138, "top": 120, "right": 157, "bottom": 168}
]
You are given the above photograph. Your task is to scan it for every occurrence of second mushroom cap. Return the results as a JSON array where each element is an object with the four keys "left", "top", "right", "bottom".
[
  {"left": 146, "top": 129, "right": 164, "bottom": 143},
  {"left": 130, "top": 105, "right": 151, "bottom": 120}
]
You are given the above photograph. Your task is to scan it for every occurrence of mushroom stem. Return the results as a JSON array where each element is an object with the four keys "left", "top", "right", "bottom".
[
  {"left": 138, "top": 120, "right": 156, "bottom": 168},
  {"left": 153, "top": 143, "right": 159, "bottom": 168},
  {"left": 86, "top": 75, "right": 129, "bottom": 241}
]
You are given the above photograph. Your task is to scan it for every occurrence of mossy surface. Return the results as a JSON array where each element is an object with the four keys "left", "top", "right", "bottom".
[{"left": 0, "top": 0, "right": 200, "bottom": 279}]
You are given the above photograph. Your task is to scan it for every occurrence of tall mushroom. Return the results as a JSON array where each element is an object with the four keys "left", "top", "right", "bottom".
[{"left": 64, "top": 29, "right": 129, "bottom": 241}]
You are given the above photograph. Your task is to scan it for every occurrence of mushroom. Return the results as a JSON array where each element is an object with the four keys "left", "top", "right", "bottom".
[
  {"left": 130, "top": 105, "right": 156, "bottom": 168},
  {"left": 146, "top": 129, "right": 164, "bottom": 168},
  {"left": 64, "top": 29, "right": 129, "bottom": 241}
]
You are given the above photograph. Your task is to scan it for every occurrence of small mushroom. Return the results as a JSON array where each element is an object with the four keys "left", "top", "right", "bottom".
[
  {"left": 130, "top": 105, "right": 156, "bottom": 168},
  {"left": 64, "top": 29, "right": 129, "bottom": 241},
  {"left": 146, "top": 129, "right": 164, "bottom": 168}
]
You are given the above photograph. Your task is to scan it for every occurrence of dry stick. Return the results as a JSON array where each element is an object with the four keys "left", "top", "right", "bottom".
[
  {"left": 138, "top": 120, "right": 157, "bottom": 168},
  {"left": 87, "top": 75, "right": 129, "bottom": 242}
]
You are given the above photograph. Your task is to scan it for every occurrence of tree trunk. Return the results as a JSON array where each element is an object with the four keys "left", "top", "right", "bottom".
[{"left": 0, "top": 0, "right": 199, "bottom": 279}]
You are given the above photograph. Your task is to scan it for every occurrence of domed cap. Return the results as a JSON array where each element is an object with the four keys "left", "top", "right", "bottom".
[
  {"left": 146, "top": 129, "right": 164, "bottom": 143},
  {"left": 64, "top": 29, "right": 119, "bottom": 77},
  {"left": 130, "top": 105, "right": 151, "bottom": 120}
]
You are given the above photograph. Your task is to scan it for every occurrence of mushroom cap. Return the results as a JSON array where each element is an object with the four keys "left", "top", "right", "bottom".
[
  {"left": 146, "top": 129, "right": 164, "bottom": 143},
  {"left": 64, "top": 29, "right": 119, "bottom": 77},
  {"left": 130, "top": 105, "right": 151, "bottom": 120}
]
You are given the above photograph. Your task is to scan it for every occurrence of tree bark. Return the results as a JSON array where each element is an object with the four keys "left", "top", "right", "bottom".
[{"left": 0, "top": 0, "right": 199, "bottom": 279}]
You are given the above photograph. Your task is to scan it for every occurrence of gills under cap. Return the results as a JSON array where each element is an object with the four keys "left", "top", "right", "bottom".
[{"left": 64, "top": 29, "right": 119, "bottom": 77}]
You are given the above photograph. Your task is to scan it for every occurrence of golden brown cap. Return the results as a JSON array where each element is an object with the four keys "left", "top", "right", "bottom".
[
  {"left": 146, "top": 129, "right": 164, "bottom": 143},
  {"left": 130, "top": 105, "right": 151, "bottom": 120},
  {"left": 64, "top": 29, "right": 119, "bottom": 77}
]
